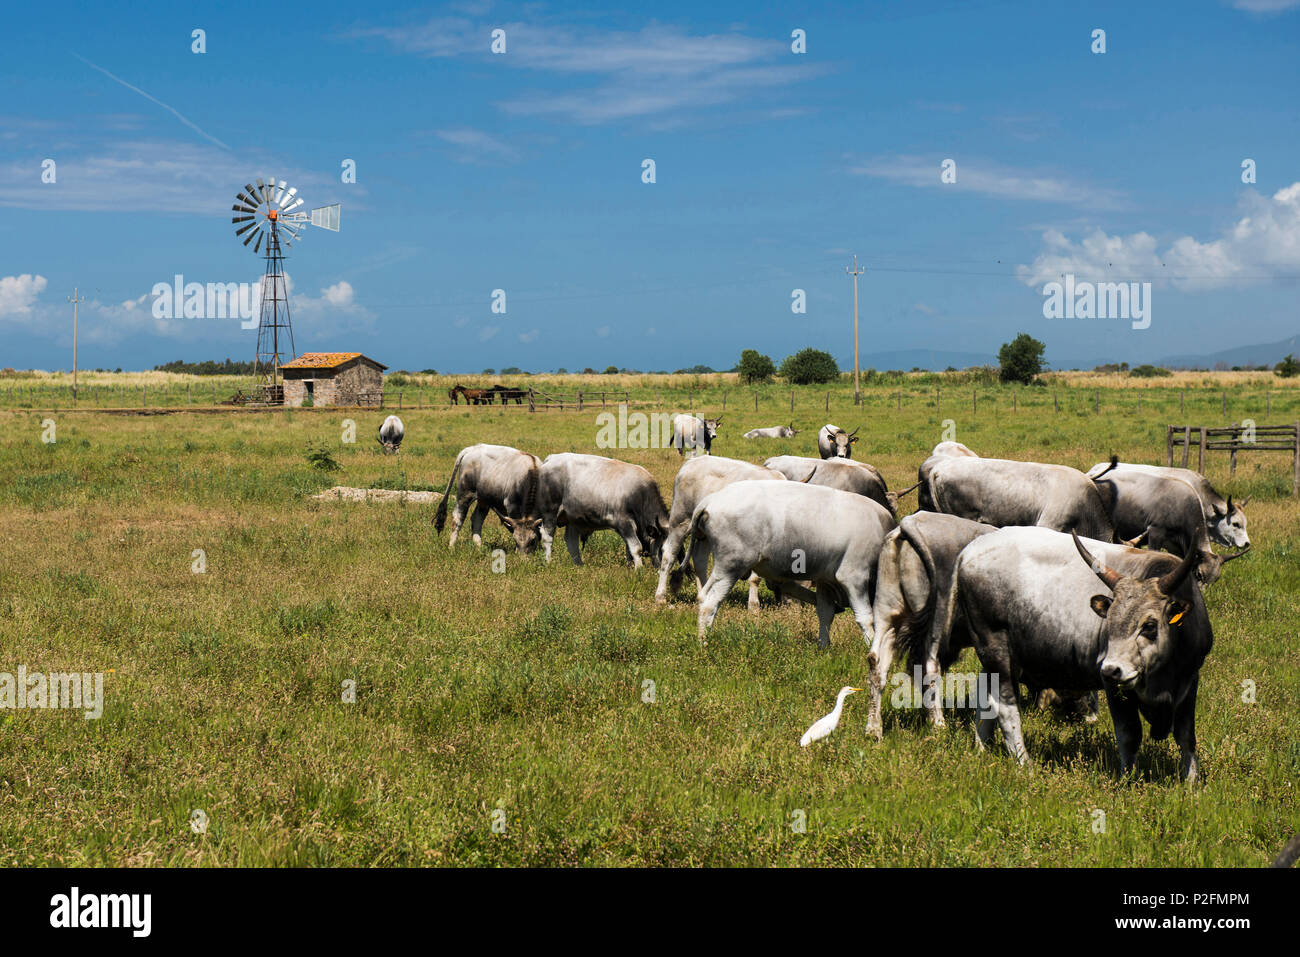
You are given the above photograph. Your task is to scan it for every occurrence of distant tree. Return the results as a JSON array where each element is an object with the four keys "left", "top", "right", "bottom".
[
  {"left": 1276, "top": 354, "right": 1300, "bottom": 378},
  {"left": 482, "top": 368, "right": 496, "bottom": 375},
  {"left": 997, "top": 333, "right": 1046, "bottom": 384},
  {"left": 420, "top": 369, "right": 438, "bottom": 375},
  {"left": 500, "top": 366, "right": 522, "bottom": 375},
  {"left": 556, "top": 367, "right": 568, "bottom": 374},
  {"left": 779, "top": 348, "right": 839, "bottom": 385},
  {"left": 604, "top": 365, "right": 619, "bottom": 374},
  {"left": 737, "top": 349, "right": 776, "bottom": 384},
  {"left": 673, "top": 364, "right": 716, "bottom": 375},
  {"left": 582, "top": 367, "right": 596, "bottom": 374}
]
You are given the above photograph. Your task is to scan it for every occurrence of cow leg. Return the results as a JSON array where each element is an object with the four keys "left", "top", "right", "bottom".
[
  {"left": 1173, "top": 675, "right": 1200, "bottom": 782},
  {"left": 564, "top": 525, "right": 584, "bottom": 565},
  {"left": 654, "top": 524, "right": 689, "bottom": 604},
  {"left": 844, "top": 585, "right": 875, "bottom": 644},
  {"left": 746, "top": 573, "right": 762, "bottom": 613},
  {"left": 697, "top": 567, "right": 742, "bottom": 643},
  {"left": 689, "top": 533, "right": 711, "bottom": 594},
  {"left": 615, "top": 521, "right": 643, "bottom": 568},
  {"left": 866, "top": 603, "right": 901, "bottom": 741},
  {"left": 993, "top": 673, "right": 1028, "bottom": 765},
  {"left": 469, "top": 503, "right": 491, "bottom": 547},
  {"left": 448, "top": 494, "right": 474, "bottom": 548},
  {"left": 540, "top": 518, "right": 557, "bottom": 562},
  {"left": 1106, "top": 691, "right": 1144, "bottom": 778},
  {"left": 813, "top": 588, "right": 838, "bottom": 649}
]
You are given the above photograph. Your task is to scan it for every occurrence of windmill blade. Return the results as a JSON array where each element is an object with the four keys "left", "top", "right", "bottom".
[
  {"left": 235, "top": 221, "right": 258, "bottom": 237},
  {"left": 232, "top": 202, "right": 257, "bottom": 212},
  {"left": 276, "top": 180, "right": 289, "bottom": 204},
  {"left": 280, "top": 186, "right": 298, "bottom": 208},
  {"left": 242, "top": 228, "right": 258, "bottom": 246},
  {"left": 232, "top": 215, "right": 256, "bottom": 225},
  {"left": 282, "top": 198, "right": 304, "bottom": 215},
  {"left": 253, "top": 231, "right": 263, "bottom": 254}
]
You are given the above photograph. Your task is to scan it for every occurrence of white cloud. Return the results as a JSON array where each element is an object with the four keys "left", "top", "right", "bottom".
[
  {"left": 436, "top": 128, "right": 521, "bottom": 164},
  {"left": 1017, "top": 182, "right": 1300, "bottom": 289},
  {"left": 518, "top": 328, "right": 539, "bottom": 343},
  {"left": 1231, "top": 0, "right": 1300, "bottom": 12},
  {"left": 0, "top": 273, "right": 47, "bottom": 317},
  {"left": 850, "top": 155, "right": 1125, "bottom": 209},
  {"left": 479, "top": 326, "right": 499, "bottom": 341},
  {"left": 322, "top": 281, "right": 354, "bottom": 307},
  {"left": 355, "top": 19, "right": 823, "bottom": 125}
]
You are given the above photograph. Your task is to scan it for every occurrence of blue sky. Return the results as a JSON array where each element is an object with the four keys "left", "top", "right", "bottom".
[{"left": 1, "top": 0, "right": 1298, "bottom": 372}]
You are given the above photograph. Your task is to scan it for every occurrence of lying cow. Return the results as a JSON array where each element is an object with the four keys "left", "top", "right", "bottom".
[
  {"left": 687, "top": 480, "right": 896, "bottom": 646},
  {"left": 763, "top": 455, "right": 898, "bottom": 517},
  {"left": 918, "top": 454, "right": 1115, "bottom": 540},
  {"left": 949, "top": 526, "right": 1212, "bottom": 779},
  {"left": 434, "top": 444, "right": 542, "bottom": 552},
  {"left": 655, "top": 456, "right": 787, "bottom": 608},
  {"left": 743, "top": 423, "right": 798, "bottom": 439},
  {"left": 817, "top": 423, "right": 859, "bottom": 459},
  {"left": 377, "top": 414, "right": 404, "bottom": 453},
  {"left": 672, "top": 413, "right": 723, "bottom": 456},
  {"left": 537, "top": 453, "right": 669, "bottom": 567},
  {"left": 866, "top": 512, "right": 1000, "bottom": 738},
  {"left": 1087, "top": 462, "right": 1249, "bottom": 549},
  {"left": 1089, "top": 467, "right": 1250, "bottom": 585}
]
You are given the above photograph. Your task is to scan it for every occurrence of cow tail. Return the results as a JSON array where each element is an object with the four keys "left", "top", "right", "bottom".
[
  {"left": 896, "top": 523, "right": 941, "bottom": 670},
  {"left": 434, "top": 449, "right": 466, "bottom": 532},
  {"left": 895, "top": 480, "right": 921, "bottom": 498}
]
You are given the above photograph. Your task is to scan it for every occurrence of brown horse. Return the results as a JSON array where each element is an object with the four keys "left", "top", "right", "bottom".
[{"left": 451, "top": 384, "right": 493, "bottom": 405}]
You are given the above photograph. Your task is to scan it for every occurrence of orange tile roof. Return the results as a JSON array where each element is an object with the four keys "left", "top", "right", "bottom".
[{"left": 281, "top": 352, "right": 371, "bottom": 370}]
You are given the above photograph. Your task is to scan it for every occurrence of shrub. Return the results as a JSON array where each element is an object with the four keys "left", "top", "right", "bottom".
[
  {"left": 737, "top": 350, "right": 776, "bottom": 384},
  {"left": 1130, "top": 364, "right": 1172, "bottom": 378},
  {"left": 997, "top": 333, "right": 1046, "bottom": 384},
  {"left": 779, "top": 348, "right": 839, "bottom": 385},
  {"left": 1275, "top": 354, "right": 1300, "bottom": 378}
]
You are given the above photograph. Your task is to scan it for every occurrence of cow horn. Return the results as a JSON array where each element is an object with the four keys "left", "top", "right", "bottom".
[
  {"left": 848, "top": 427, "right": 860, "bottom": 437},
  {"left": 1227, "top": 495, "right": 1233, "bottom": 512},
  {"left": 1071, "top": 530, "right": 1123, "bottom": 589},
  {"left": 1156, "top": 543, "right": 1201, "bottom": 595},
  {"left": 1239, "top": 495, "right": 1251, "bottom": 508},
  {"left": 1123, "top": 530, "right": 1149, "bottom": 548},
  {"left": 1220, "top": 544, "right": 1251, "bottom": 563}
]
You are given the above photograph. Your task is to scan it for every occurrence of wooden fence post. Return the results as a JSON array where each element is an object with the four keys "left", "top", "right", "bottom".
[
  {"left": 528, "top": 389, "right": 535, "bottom": 412},
  {"left": 1181, "top": 426, "right": 1190, "bottom": 468},
  {"left": 1053, "top": 388, "right": 1059, "bottom": 413},
  {"left": 1180, "top": 390, "right": 1184, "bottom": 415},
  {"left": 1198, "top": 428, "right": 1205, "bottom": 473},
  {"left": 754, "top": 392, "right": 758, "bottom": 412},
  {"left": 825, "top": 391, "right": 829, "bottom": 413},
  {"left": 577, "top": 390, "right": 583, "bottom": 413},
  {"left": 896, "top": 390, "right": 901, "bottom": 412},
  {"left": 972, "top": 388, "right": 977, "bottom": 416},
  {"left": 1230, "top": 422, "right": 1239, "bottom": 475},
  {"left": 790, "top": 391, "right": 794, "bottom": 413},
  {"left": 1013, "top": 390, "right": 1017, "bottom": 413},
  {"left": 1166, "top": 425, "right": 1174, "bottom": 467}
]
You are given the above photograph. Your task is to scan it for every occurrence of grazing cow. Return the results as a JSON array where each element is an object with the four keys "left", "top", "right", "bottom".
[
  {"left": 763, "top": 455, "right": 898, "bottom": 517},
  {"left": 537, "top": 453, "right": 669, "bottom": 567},
  {"left": 687, "top": 481, "right": 896, "bottom": 646},
  {"left": 377, "top": 414, "right": 405, "bottom": 453},
  {"left": 918, "top": 455, "right": 1115, "bottom": 540},
  {"left": 655, "top": 456, "right": 787, "bottom": 607},
  {"left": 434, "top": 444, "right": 542, "bottom": 552},
  {"left": 1089, "top": 468, "right": 1251, "bottom": 585},
  {"left": 743, "top": 423, "right": 799, "bottom": 439},
  {"left": 917, "top": 441, "right": 977, "bottom": 510},
  {"left": 817, "top": 423, "right": 859, "bottom": 459},
  {"left": 671, "top": 413, "right": 722, "bottom": 456},
  {"left": 865, "top": 512, "right": 1000, "bottom": 738},
  {"left": 948, "top": 526, "right": 1213, "bottom": 779},
  {"left": 1087, "top": 462, "right": 1249, "bottom": 549}
]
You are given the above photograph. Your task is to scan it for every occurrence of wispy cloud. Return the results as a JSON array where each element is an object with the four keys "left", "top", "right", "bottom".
[
  {"left": 436, "top": 128, "right": 521, "bottom": 164},
  {"left": 1230, "top": 0, "right": 1300, "bottom": 13},
  {"left": 1016, "top": 182, "right": 1300, "bottom": 289},
  {"left": 353, "top": 19, "right": 824, "bottom": 125},
  {"left": 849, "top": 154, "right": 1126, "bottom": 210}
]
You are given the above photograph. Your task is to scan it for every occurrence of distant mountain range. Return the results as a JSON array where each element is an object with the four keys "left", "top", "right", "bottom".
[{"left": 846, "top": 333, "right": 1300, "bottom": 372}]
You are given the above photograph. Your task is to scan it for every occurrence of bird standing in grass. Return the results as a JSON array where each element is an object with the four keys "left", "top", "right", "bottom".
[{"left": 800, "top": 686, "right": 861, "bottom": 746}]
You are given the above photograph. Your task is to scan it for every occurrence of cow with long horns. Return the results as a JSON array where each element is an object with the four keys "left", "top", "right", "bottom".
[{"left": 434, "top": 444, "right": 542, "bottom": 553}]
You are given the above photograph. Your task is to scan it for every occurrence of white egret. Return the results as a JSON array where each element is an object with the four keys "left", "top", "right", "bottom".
[{"left": 800, "top": 686, "right": 861, "bottom": 746}]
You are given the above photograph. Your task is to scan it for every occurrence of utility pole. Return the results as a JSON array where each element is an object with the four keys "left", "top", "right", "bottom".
[
  {"left": 68, "top": 288, "right": 85, "bottom": 400},
  {"left": 845, "top": 255, "right": 865, "bottom": 405}
]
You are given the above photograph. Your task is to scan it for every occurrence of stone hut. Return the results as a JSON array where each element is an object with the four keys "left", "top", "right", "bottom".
[{"left": 280, "top": 353, "right": 386, "bottom": 407}]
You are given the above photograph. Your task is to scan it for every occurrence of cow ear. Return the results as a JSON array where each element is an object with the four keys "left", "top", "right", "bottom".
[
  {"left": 1165, "top": 599, "right": 1190, "bottom": 626},
  {"left": 1090, "top": 595, "right": 1113, "bottom": 618}
]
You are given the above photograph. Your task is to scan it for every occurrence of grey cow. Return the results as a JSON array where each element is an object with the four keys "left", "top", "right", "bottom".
[
  {"left": 687, "top": 480, "right": 896, "bottom": 646},
  {"left": 918, "top": 455, "right": 1116, "bottom": 540},
  {"left": 763, "top": 455, "right": 898, "bottom": 518},
  {"left": 949, "top": 526, "right": 1213, "bottom": 780},
  {"left": 743, "top": 423, "right": 798, "bottom": 439},
  {"left": 1087, "top": 462, "right": 1249, "bottom": 549},
  {"left": 866, "top": 512, "right": 1000, "bottom": 737},
  {"left": 1089, "top": 467, "right": 1250, "bottom": 585},
  {"left": 655, "top": 455, "right": 787, "bottom": 608},
  {"left": 671, "top": 413, "right": 722, "bottom": 457},
  {"left": 817, "top": 423, "right": 859, "bottom": 459},
  {"left": 434, "top": 444, "right": 542, "bottom": 552},
  {"left": 537, "top": 453, "right": 669, "bottom": 567}
]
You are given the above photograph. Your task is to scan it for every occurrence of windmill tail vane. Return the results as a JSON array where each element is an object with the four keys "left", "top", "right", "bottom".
[{"left": 231, "top": 176, "right": 341, "bottom": 398}]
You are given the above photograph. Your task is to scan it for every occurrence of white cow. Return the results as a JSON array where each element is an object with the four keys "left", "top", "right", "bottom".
[
  {"left": 671, "top": 413, "right": 722, "bottom": 456},
  {"left": 378, "top": 415, "right": 405, "bottom": 453},
  {"left": 687, "top": 480, "right": 896, "bottom": 646},
  {"left": 743, "top": 424, "right": 798, "bottom": 439},
  {"left": 817, "top": 423, "right": 859, "bottom": 459}
]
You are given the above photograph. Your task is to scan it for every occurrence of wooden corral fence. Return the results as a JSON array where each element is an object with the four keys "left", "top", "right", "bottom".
[
  {"left": 1167, "top": 422, "right": 1299, "bottom": 494},
  {"left": 526, "top": 389, "right": 629, "bottom": 412}
]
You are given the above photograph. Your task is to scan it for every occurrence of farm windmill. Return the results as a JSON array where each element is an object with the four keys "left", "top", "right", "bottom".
[{"left": 231, "top": 178, "right": 340, "bottom": 400}]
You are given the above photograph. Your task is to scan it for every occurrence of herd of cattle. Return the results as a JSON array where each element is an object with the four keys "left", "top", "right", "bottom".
[{"left": 404, "top": 412, "right": 1255, "bottom": 781}]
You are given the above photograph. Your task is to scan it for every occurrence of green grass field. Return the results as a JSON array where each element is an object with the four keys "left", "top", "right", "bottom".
[{"left": 1, "top": 372, "right": 1297, "bottom": 866}]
